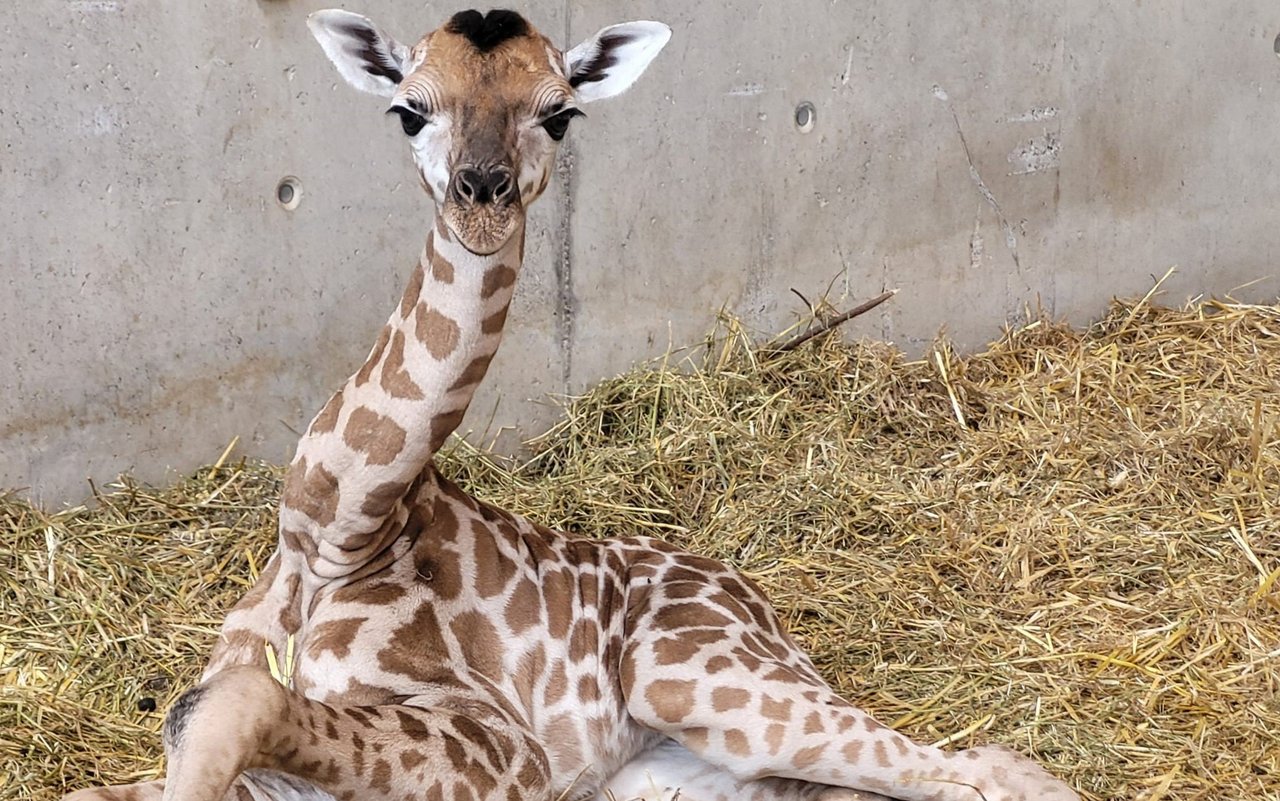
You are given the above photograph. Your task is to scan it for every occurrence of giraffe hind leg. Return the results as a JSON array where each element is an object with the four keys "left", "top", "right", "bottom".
[
  {"left": 620, "top": 567, "right": 1079, "bottom": 801},
  {"left": 597, "top": 738, "right": 892, "bottom": 801}
]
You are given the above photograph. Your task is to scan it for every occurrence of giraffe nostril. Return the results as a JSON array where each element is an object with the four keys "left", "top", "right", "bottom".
[
  {"left": 491, "top": 171, "right": 514, "bottom": 203},
  {"left": 453, "top": 168, "right": 482, "bottom": 203}
]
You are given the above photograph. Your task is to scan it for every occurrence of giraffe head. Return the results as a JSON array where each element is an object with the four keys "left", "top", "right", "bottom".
[{"left": 308, "top": 8, "right": 671, "bottom": 255}]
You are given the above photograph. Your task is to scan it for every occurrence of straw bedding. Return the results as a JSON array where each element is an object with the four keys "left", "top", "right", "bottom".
[{"left": 2, "top": 297, "right": 1278, "bottom": 801}]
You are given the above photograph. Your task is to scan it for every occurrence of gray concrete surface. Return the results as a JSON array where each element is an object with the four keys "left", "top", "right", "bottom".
[{"left": 4, "top": 1, "right": 1279, "bottom": 505}]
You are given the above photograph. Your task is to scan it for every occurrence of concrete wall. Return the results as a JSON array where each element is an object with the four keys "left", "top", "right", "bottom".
[{"left": 4, "top": 0, "right": 1279, "bottom": 504}]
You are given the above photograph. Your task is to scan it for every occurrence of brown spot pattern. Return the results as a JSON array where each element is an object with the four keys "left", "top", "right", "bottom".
[
  {"left": 793, "top": 744, "right": 827, "bottom": 769},
  {"left": 481, "top": 306, "right": 509, "bottom": 335},
  {"left": 447, "top": 354, "right": 494, "bottom": 392},
  {"left": 277, "top": 571, "right": 303, "bottom": 633},
  {"left": 370, "top": 758, "right": 392, "bottom": 793},
  {"left": 431, "top": 250, "right": 456, "bottom": 284},
  {"left": 480, "top": 264, "right": 516, "bottom": 299},
  {"left": 343, "top": 407, "right": 407, "bottom": 467},
  {"left": 542, "top": 568, "right": 574, "bottom": 639},
  {"left": 333, "top": 581, "right": 406, "bottom": 605},
  {"left": 705, "top": 655, "right": 733, "bottom": 673},
  {"left": 310, "top": 391, "right": 344, "bottom": 434},
  {"left": 804, "top": 710, "right": 825, "bottom": 735},
  {"left": 505, "top": 578, "right": 541, "bottom": 633},
  {"left": 568, "top": 619, "right": 599, "bottom": 661},
  {"left": 306, "top": 617, "right": 368, "bottom": 660},
  {"left": 430, "top": 408, "right": 467, "bottom": 452},
  {"left": 514, "top": 642, "right": 547, "bottom": 710},
  {"left": 874, "top": 741, "right": 890, "bottom": 768},
  {"left": 473, "top": 526, "right": 517, "bottom": 598},
  {"left": 451, "top": 610, "right": 503, "bottom": 681},
  {"left": 401, "top": 750, "right": 428, "bottom": 770},
  {"left": 644, "top": 679, "right": 697, "bottom": 724},
  {"left": 682, "top": 727, "right": 710, "bottom": 753},
  {"left": 711, "top": 687, "right": 750, "bottom": 712},
  {"left": 724, "top": 728, "right": 750, "bottom": 756},
  {"left": 653, "top": 602, "right": 732, "bottom": 631},
  {"left": 282, "top": 457, "right": 340, "bottom": 526},
  {"left": 762, "top": 665, "right": 805, "bottom": 684},
  {"left": 377, "top": 603, "right": 449, "bottom": 680},
  {"left": 381, "top": 331, "right": 425, "bottom": 400},
  {"left": 355, "top": 326, "right": 392, "bottom": 386},
  {"left": 654, "top": 629, "right": 727, "bottom": 665},
  {"left": 360, "top": 480, "right": 409, "bottom": 519},
  {"left": 416, "top": 303, "right": 461, "bottom": 360},
  {"left": 766, "top": 723, "right": 786, "bottom": 755},
  {"left": 544, "top": 660, "right": 568, "bottom": 705},
  {"left": 401, "top": 263, "right": 425, "bottom": 318},
  {"left": 760, "top": 695, "right": 793, "bottom": 721}
]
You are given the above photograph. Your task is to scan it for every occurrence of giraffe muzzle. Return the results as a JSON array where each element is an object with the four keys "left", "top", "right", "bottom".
[{"left": 441, "top": 164, "right": 524, "bottom": 255}]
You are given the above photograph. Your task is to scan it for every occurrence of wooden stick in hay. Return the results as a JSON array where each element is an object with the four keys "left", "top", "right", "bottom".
[{"left": 761, "top": 289, "right": 898, "bottom": 355}]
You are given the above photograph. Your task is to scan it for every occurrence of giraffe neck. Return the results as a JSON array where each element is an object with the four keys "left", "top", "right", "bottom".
[{"left": 278, "top": 216, "right": 525, "bottom": 578}]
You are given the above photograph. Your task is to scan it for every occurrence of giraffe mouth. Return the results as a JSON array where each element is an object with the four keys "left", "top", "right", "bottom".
[{"left": 440, "top": 200, "right": 524, "bottom": 256}]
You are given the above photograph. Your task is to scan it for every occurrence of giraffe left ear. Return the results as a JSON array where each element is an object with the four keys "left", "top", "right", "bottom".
[
  {"left": 565, "top": 21, "right": 671, "bottom": 104},
  {"left": 308, "top": 9, "right": 410, "bottom": 98}
]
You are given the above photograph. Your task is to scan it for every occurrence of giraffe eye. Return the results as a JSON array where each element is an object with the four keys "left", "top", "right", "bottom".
[
  {"left": 541, "top": 108, "right": 584, "bottom": 141},
  {"left": 388, "top": 106, "right": 428, "bottom": 137}
]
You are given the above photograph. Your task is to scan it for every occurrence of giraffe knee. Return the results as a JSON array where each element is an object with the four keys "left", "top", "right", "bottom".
[
  {"left": 163, "top": 667, "right": 287, "bottom": 753},
  {"left": 163, "top": 685, "right": 209, "bottom": 750}
]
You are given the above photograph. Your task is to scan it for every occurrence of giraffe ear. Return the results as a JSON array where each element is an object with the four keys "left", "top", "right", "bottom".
[
  {"left": 307, "top": 9, "right": 411, "bottom": 97},
  {"left": 565, "top": 21, "right": 671, "bottom": 104}
]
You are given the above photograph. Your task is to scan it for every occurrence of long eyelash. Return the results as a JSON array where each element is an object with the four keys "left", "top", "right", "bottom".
[
  {"left": 541, "top": 108, "right": 582, "bottom": 141},
  {"left": 387, "top": 106, "right": 427, "bottom": 137}
]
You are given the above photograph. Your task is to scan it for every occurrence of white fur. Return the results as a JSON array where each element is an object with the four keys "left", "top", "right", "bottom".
[{"left": 566, "top": 21, "right": 672, "bottom": 104}]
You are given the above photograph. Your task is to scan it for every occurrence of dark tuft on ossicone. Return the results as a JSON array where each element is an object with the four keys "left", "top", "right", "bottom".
[{"left": 446, "top": 9, "right": 530, "bottom": 52}]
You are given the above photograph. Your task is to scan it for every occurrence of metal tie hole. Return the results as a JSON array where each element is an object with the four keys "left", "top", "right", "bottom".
[
  {"left": 276, "top": 176, "right": 302, "bottom": 210},
  {"left": 795, "top": 101, "right": 816, "bottom": 133}
]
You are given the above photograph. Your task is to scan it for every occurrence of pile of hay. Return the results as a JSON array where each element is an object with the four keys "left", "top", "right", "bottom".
[{"left": 3, "top": 297, "right": 1278, "bottom": 801}]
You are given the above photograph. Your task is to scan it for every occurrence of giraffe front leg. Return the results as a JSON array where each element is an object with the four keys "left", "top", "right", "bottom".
[
  {"left": 159, "top": 666, "right": 550, "bottom": 801},
  {"left": 621, "top": 576, "right": 1079, "bottom": 801},
  {"left": 65, "top": 780, "right": 167, "bottom": 801},
  {"left": 65, "top": 773, "right": 331, "bottom": 801}
]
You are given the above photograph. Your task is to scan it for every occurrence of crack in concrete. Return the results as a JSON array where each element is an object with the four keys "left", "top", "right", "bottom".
[
  {"left": 934, "top": 85, "right": 1022, "bottom": 272},
  {"left": 553, "top": 139, "right": 576, "bottom": 396},
  {"left": 551, "top": 3, "right": 576, "bottom": 396}
]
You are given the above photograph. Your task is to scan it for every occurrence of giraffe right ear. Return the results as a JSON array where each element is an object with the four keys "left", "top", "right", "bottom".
[{"left": 307, "top": 10, "right": 410, "bottom": 97}]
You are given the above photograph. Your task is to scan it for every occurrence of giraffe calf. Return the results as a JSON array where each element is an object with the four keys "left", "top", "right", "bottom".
[{"left": 62, "top": 8, "right": 1081, "bottom": 801}]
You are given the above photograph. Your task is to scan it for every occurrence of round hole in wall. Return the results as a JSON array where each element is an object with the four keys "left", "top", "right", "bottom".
[
  {"left": 795, "top": 101, "right": 816, "bottom": 133},
  {"left": 276, "top": 176, "right": 302, "bottom": 210}
]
